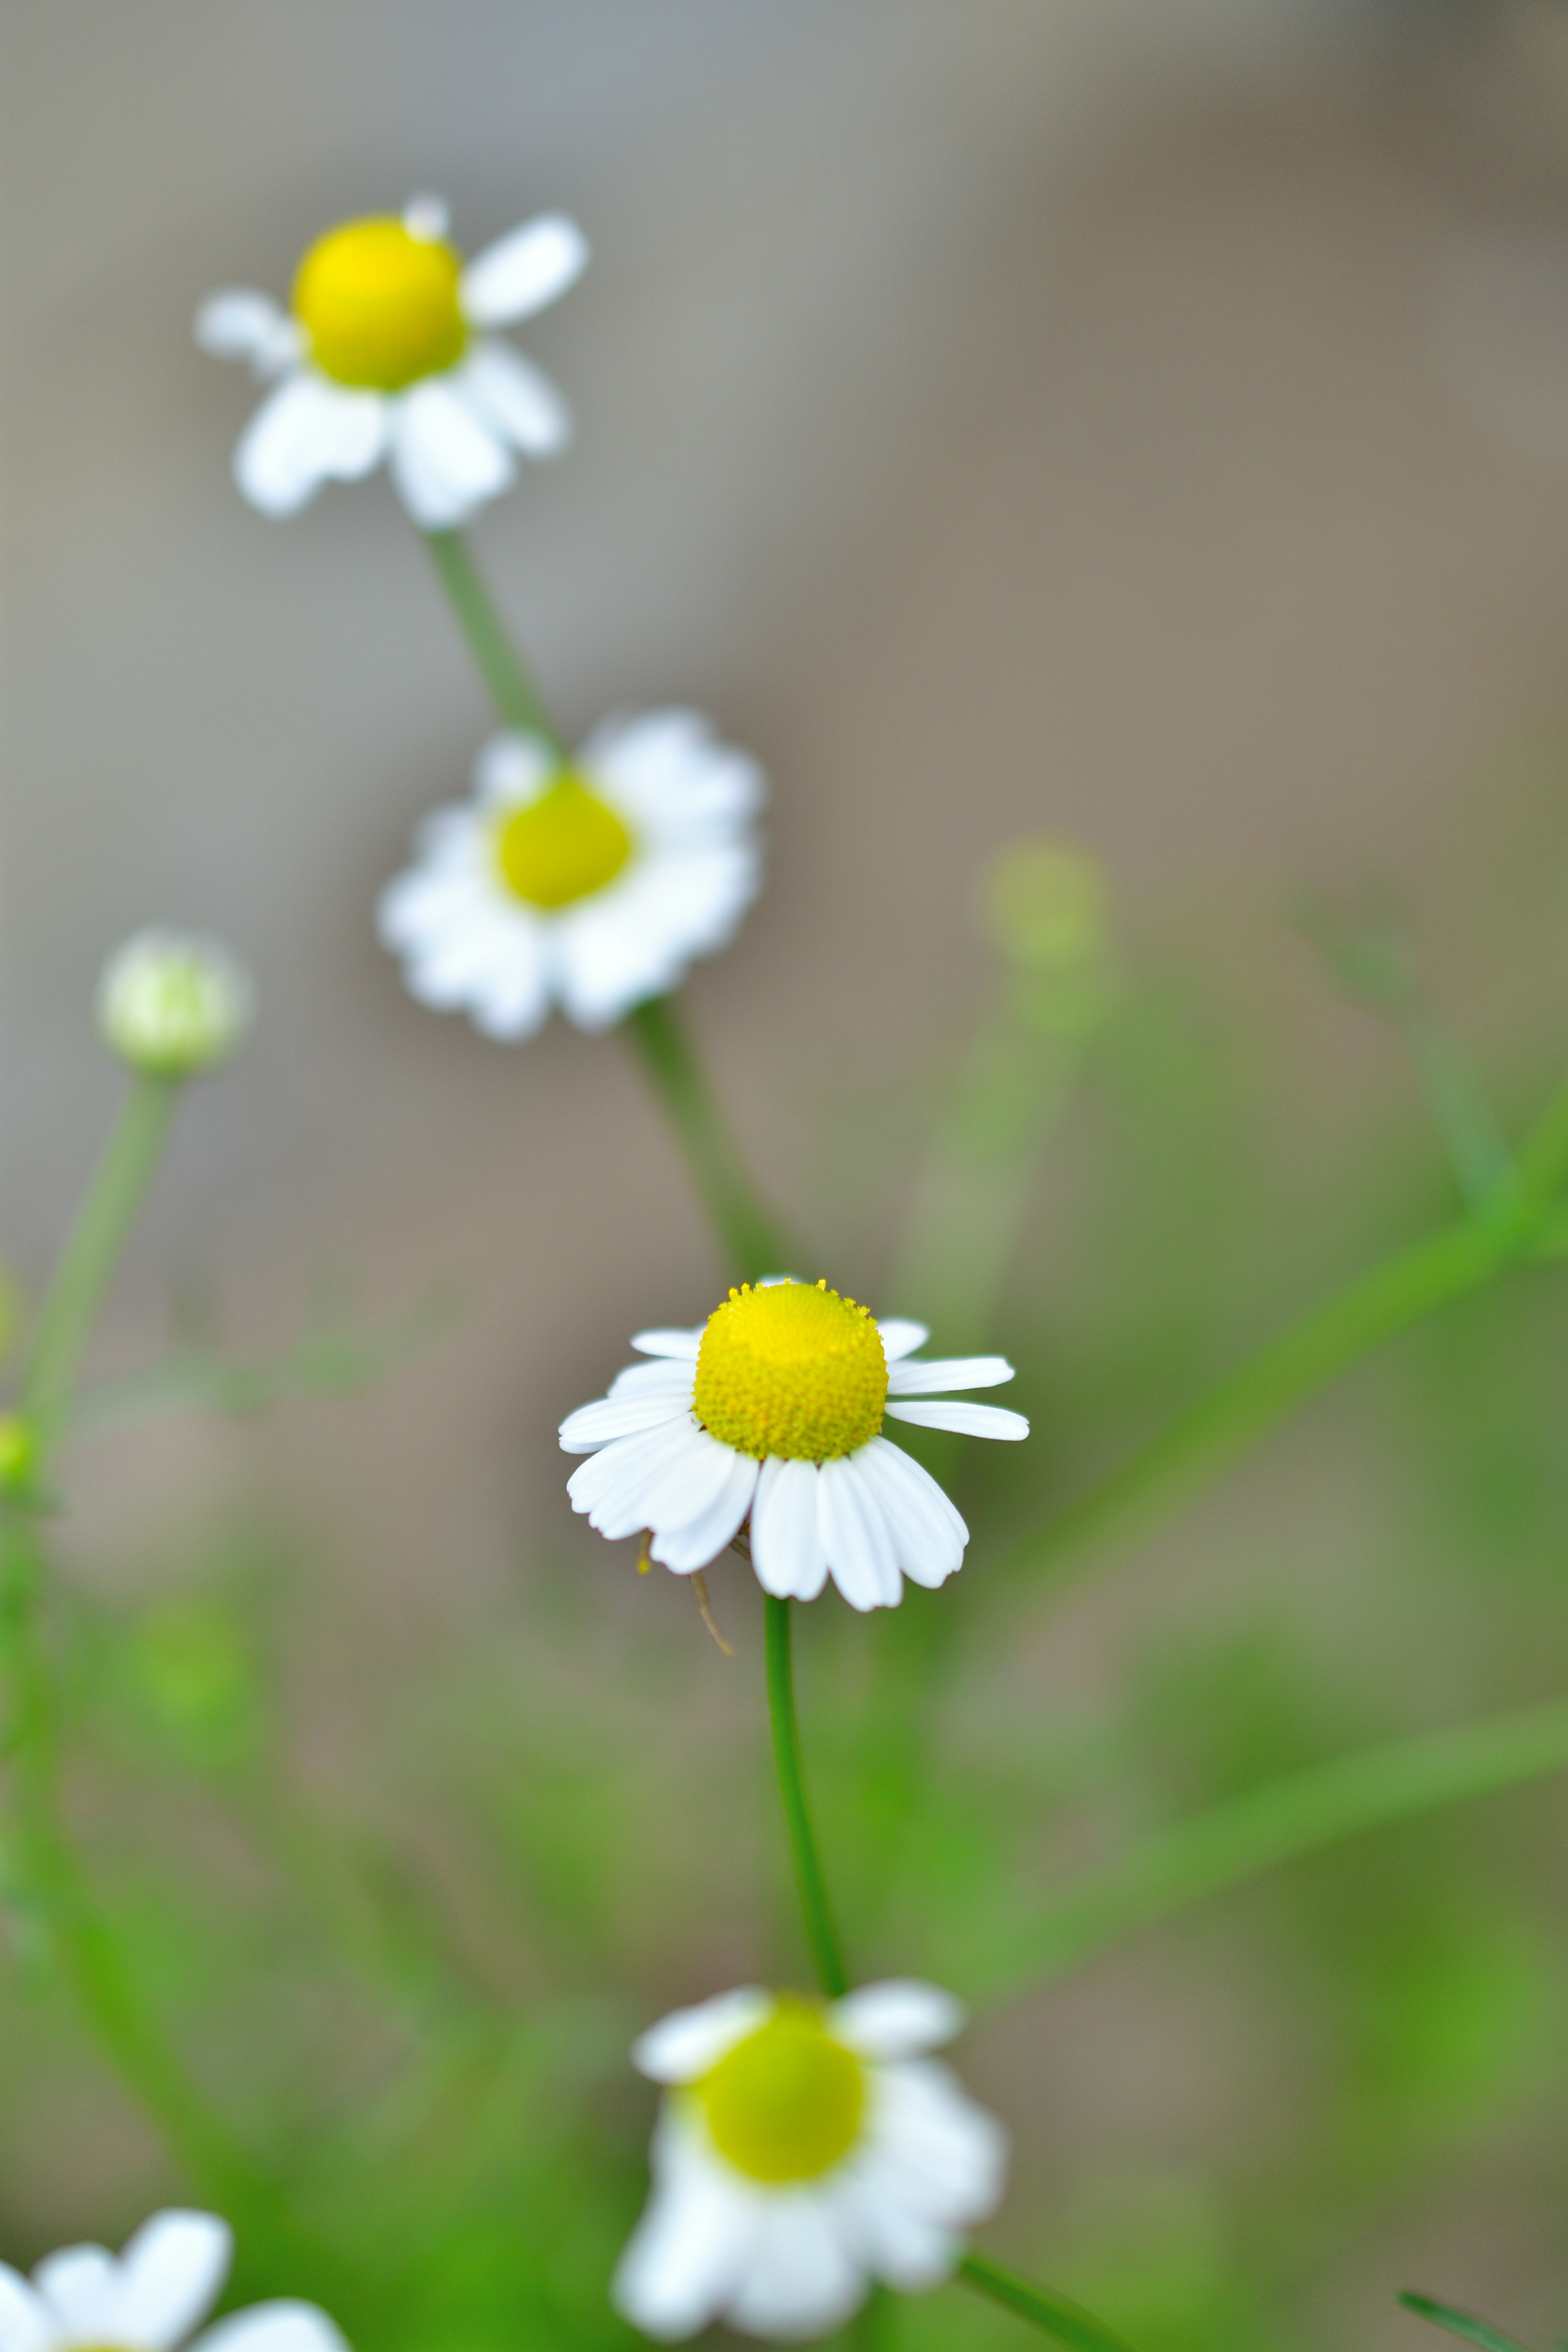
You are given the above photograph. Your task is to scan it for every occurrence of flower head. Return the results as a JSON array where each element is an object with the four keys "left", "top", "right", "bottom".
[
  {"left": 559, "top": 1279, "right": 1028, "bottom": 1608},
  {"left": 196, "top": 198, "right": 586, "bottom": 526},
  {"left": 379, "top": 712, "right": 764, "bottom": 1036},
  {"left": 613, "top": 1980, "right": 1006, "bottom": 2341},
  {"left": 0, "top": 2207, "right": 347, "bottom": 2352},
  {"left": 97, "top": 931, "right": 252, "bottom": 1078}
]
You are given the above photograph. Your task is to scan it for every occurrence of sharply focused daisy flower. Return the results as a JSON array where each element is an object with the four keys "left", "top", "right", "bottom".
[
  {"left": 559, "top": 1278, "right": 1027, "bottom": 1608},
  {"left": 379, "top": 713, "right": 764, "bottom": 1035},
  {"left": 613, "top": 1979, "right": 1006, "bottom": 2341},
  {"left": 196, "top": 198, "right": 586, "bottom": 526},
  {"left": 0, "top": 2208, "right": 347, "bottom": 2352}
]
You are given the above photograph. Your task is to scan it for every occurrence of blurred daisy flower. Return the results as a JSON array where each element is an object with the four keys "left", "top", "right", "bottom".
[
  {"left": 379, "top": 713, "right": 764, "bottom": 1036},
  {"left": 97, "top": 929, "right": 253, "bottom": 1078},
  {"left": 613, "top": 1979, "right": 1006, "bottom": 2341},
  {"left": 0, "top": 2207, "right": 347, "bottom": 2352},
  {"left": 559, "top": 1278, "right": 1027, "bottom": 1608},
  {"left": 196, "top": 198, "right": 586, "bottom": 526}
]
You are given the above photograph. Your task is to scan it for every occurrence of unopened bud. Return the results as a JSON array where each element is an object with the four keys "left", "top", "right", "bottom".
[
  {"left": 96, "top": 929, "right": 253, "bottom": 1078},
  {"left": 983, "top": 839, "right": 1109, "bottom": 971}
]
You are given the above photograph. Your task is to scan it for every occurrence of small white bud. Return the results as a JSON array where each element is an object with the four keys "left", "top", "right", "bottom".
[{"left": 96, "top": 929, "right": 253, "bottom": 1078}]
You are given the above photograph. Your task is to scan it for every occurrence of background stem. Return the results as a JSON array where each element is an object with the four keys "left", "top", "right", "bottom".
[
  {"left": 624, "top": 996, "right": 791, "bottom": 1281},
  {"left": 957, "top": 2253, "right": 1135, "bottom": 2352},
  {"left": 421, "top": 528, "right": 564, "bottom": 751},
  {"left": 764, "top": 1596, "right": 848, "bottom": 1997}
]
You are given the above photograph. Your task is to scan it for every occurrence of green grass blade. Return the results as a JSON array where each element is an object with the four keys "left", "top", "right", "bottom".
[
  {"left": 958, "top": 2254, "right": 1137, "bottom": 2352},
  {"left": 1398, "top": 2291, "right": 1535, "bottom": 2352}
]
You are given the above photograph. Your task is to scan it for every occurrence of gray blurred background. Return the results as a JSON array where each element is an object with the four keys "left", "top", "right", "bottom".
[{"left": 9, "top": 0, "right": 1568, "bottom": 2338}]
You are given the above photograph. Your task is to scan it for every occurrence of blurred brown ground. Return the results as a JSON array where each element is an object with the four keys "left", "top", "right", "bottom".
[{"left": 8, "top": 0, "right": 1568, "bottom": 2337}]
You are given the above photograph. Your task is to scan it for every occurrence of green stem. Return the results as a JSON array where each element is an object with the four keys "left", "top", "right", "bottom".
[
  {"left": 957, "top": 2254, "right": 1136, "bottom": 2352},
  {"left": 970, "top": 1689, "right": 1568, "bottom": 2004},
  {"left": 421, "top": 528, "right": 564, "bottom": 751},
  {"left": 624, "top": 996, "right": 790, "bottom": 1282},
  {"left": 763, "top": 1596, "right": 848, "bottom": 1997},
  {"left": 1397, "top": 2294, "right": 1535, "bottom": 2352},
  {"left": 20, "top": 1073, "right": 179, "bottom": 1457}
]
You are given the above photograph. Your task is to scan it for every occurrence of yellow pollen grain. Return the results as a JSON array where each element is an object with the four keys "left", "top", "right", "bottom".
[
  {"left": 493, "top": 772, "right": 634, "bottom": 910},
  {"left": 698, "top": 2001, "right": 865, "bottom": 2184},
  {"left": 692, "top": 1278, "right": 887, "bottom": 1463},
  {"left": 293, "top": 217, "right": 466, "bottom": 391}
]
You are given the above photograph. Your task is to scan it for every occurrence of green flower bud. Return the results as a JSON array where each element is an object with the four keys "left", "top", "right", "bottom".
[
  {"left": 983, "top": 839, "right": 1108, "bottom": 971},
  {"left": 96, "top": 929, "right": 253, "bottom": 1078}
]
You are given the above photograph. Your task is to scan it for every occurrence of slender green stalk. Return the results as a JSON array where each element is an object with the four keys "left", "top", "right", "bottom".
[
  {"left": 624, "top": 997, "right": 790, "bottom": 1282},
  {"left": 763, "top": 1597, "right": 847, "bottom": 1997},
  {"left": 957, "top": 2254, "right": 1136, "bottom": 2352},
  {"left": 421, "top": 528, "right": 564, "bottom": 751},
  {"left": 20, "top": 1072, "right": 179, "bottom": 1455},
  {"left": 1397, "top": 2294, "right": 1534, "bottom": 2352},
  {"left": 970, "top": 1690, "right": 1568, "bottom": 2004}
]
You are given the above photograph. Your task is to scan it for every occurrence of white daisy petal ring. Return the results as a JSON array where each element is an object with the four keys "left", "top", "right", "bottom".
[
  {"left": 0, "top": 2209, "right": 349, "bottom": 2352},
  {"left": 196, "top": 199, "right": 587, "bottom": 526},
  {"left": 560, "top": 1278, "right": 1028, "bottom": 1609},
  {"left": 379, "top": 712, "right": 764, "bottom": 1036},
  {"left": 613, "top": 1979, "right": 1006, "bottom": 2341}
]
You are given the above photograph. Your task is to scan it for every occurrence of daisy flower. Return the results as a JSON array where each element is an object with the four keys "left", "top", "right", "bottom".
[
  {"left": 559, "top": 1278, "right": 1027, "bottom": 1609},
  {"left": 379, "top": 713, "right": 764, "bottom": 1036},
  {"left": 0, "top": 2207, "right": 347, "bottom": 2352},
  {"left": 613, "top": 1979, "right": 1006, "bottom": 2341},
  {"left": 196, "top": 197, "right": 586, "bottom": 527}
]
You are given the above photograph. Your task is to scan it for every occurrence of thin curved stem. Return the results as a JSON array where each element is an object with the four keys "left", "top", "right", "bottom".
[
  {"left": 624, "top": 997, "right": 791, "bottom": 1281},
  {"left": 763, "top": 1597, "right": 847, "bottom": 1998},
  {"left": 421, "top": 528, "right": 564, "bottom": 751},
  {"left": 957, "top": 2254, "right": 1136, "bottom": 2352}
]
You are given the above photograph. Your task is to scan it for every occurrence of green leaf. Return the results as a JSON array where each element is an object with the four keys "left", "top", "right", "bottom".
[
  {"left": 958, "top": 2254, "right": 1138, "bottom": 2352},
  {"left": 1398, "top": 2292, "right": 1535, "bottom": 2352}
]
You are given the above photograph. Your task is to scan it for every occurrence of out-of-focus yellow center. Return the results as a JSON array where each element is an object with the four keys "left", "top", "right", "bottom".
[
  {"left": 698, "top": 2002, "right": 866, "bottom": 2183},
  {"left": 293, "top": 217, "right": 466, "bottom": 390},
  {"left": 693, "top": 1280, "right": 887, "bottom": 1463},
  {"left": 494, "top": 773, "right": 634, "bottom": 910}
]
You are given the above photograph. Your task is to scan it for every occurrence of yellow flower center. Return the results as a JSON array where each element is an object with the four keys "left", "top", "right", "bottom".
[
  {"left": 698, "top": 2002, "right": 866, "bottom": 2183},
  {"left": 693, "top": 1280, "right": 887, "bottom": 1463},
  {"left": 293, "top": 217, "right": 466, "bottom": 391},
  {"left": 493, "top": 772, "right": 635, "bottom": 910}
]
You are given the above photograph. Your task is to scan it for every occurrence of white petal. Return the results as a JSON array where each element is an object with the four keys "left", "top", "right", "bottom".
[
  {"left": 107, "top": 2212, "right": 232, "bottom": 2349},
  {"left": 850, "top": 1439, "right": 967, "bottom": 1590},
  {"left": 551, "top": 842, "right": 762, "bottom": 1029},
  {"left": 31, "top": 2251, "right": 115, "bottom": 2341},
  {"left": 638, "top": 1427, "right": 748, "bottom": 1548},
  {"left": 473, "top": 731, "right": 555, "bottom": 808},
  {"left": 195, "top": 2303, "right": 349, "bottom": 2352},
  {"left": 389, "top": 380, "right": 513, "bottom": 528},
  {"left": 235, "top": 374, "right": 387, "bottom": 517},
  {"left": 630, "top": 1329, "right": 703, "bottom": 1360},
  {"left": 194, "top": 291, "right": 302, "bottom": 377},
  {"left": 750, "top": 1457, "right": 829, "bottom": 1601},
  {"left": 608, "top": 1358, "right": 697, "bottom": 1401},
  {"left": 884, "top": 1401, "right": 1029, "bottom": 1441},
  {"left": 584, "top": 710, "right": 765, "bottom": 844},
  {"left": 874, "top": 1319, "right": 929, "bottom": 1364},
  {"left": 0, "top": 2265, "right": 62, "bottom": 2352},
  {"left": 820, "top": 2167, "right": 958, "bottom": 2293},
  {"left": 613, "top": 2126, "right": 761, "bottom": 2341},
  {"left": 862, "top": 2060, "right": 1009, "bottom": 2225},
  {"left": 461, "top": 212, "right": 589, "bottom": 326},
  {"left": 722, "top": 2194, "right": 865, "bottom": 2340},
  {"left": 650, "top": 1450, "right": 759, "bottom": 1572},
  {"left": 376, "top": 869, "right": 552, "bottom": 1040},
  {"left": 460, "top": 341, "right": 572, "bottom": 456},
  {"left": 567, "top": 1420, "right": 697, "bottom": 1537},
  {"left": 632, "top": 1987, "right": 771, "bottom": 2082},
  {"left": 403, "top": 193, "right": 450, "bottom": 241},
  {"left": 559, "top": 1392, "right": 693, "bottom": 1452},
  {"left": 830, "top": 1982, "right": 965, "bottom": 2061},
  {"left": 817, "top": 1456, "right": 902, "bottom": 1612},
  {"left": 886, "top": 1355, "right": 1015, "bottom": 1396}
]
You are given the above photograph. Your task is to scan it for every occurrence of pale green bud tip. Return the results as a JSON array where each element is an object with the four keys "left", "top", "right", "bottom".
[
  {"left": 983, "top": 838, "right": 1109, "bottom": 970},
  {"left": 0, "top": 1415, "right": 36, "bottom": 1494},
  {"left": 96, "top": 929, "right": 254, "bottom": 1077}
]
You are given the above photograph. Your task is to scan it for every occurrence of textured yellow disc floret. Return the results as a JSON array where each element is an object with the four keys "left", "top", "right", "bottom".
[
  {"left": 698, "top": 2001, "right": 866, "bottom": 2183},
  {"left": 693, "top": 1280, "right": 887, "bottom": 1462},
  {"left": 293, "top": 218, "right": 466, "bottom": 391},
  {"left": 494, "top": 773, "right": 634, "bottom": 909}
]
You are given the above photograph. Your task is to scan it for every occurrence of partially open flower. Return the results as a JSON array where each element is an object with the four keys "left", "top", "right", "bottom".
[
  {"left": 379, "top": 713, "right": 764, "bottom": 1036},
  {"left": 97, "top": 931, "right": 252, "bottom": 1078},
  {"left": 196, "top": 198, "right": 586, "bottom": 527},
  {"left": 0, "top": 2208, "right": 347, "bottom": 2352},
  {"left": 613, "top": 1980, "right": 1006, "bottom": 2341},
  {"left": 560, "top": 1278, "right": 1028, "bottom": 1608}
]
